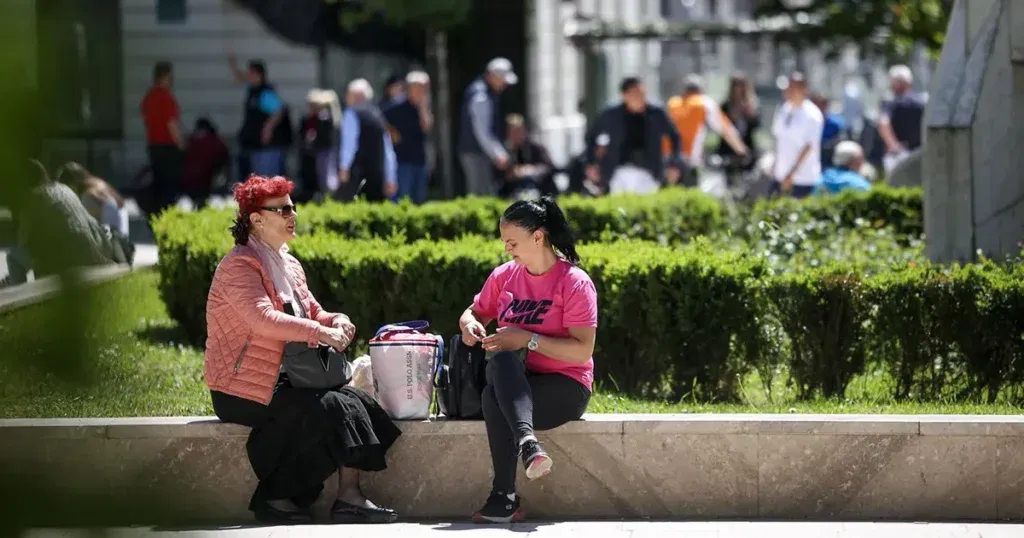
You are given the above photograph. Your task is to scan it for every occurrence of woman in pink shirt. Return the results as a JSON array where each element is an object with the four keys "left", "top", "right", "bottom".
[{"left": 458, "top": 195, "right": 598, "bottom": 523}]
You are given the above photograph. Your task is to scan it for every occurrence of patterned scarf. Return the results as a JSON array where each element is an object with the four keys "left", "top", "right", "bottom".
[{"left": 248, "top": 234, "right": 304, "bottom": 318}]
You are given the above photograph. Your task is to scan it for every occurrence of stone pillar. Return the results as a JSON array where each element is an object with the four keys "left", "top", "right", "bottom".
[{"left": 924, "top": 0, "right": 1024, "bottom": 262}]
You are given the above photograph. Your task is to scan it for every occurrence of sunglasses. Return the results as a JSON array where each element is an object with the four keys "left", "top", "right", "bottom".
[{"left": 260, "top": 204, "right": 297, "bottom": 217}]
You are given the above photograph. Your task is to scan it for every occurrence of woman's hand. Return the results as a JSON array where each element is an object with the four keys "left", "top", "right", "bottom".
[
  {"left": 319, "top": 327, "right": 352, "bottom": 351},
  {"left": 481, "top": 326, "right": 531, "bottom": 352},
  {"left": 333, "top": 315, "right": 356, "bottom": 343},
  {"left": 461, "top": 320, "right": 488, "bottom": 346}
]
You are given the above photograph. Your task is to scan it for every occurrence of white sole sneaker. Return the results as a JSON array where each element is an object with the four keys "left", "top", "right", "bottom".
[{"left": 524, "top": 453, "right": 553, "bottom": 480}]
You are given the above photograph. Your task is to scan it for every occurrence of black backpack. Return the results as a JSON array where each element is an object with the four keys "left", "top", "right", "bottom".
[{"left": 435, "top": 334, "right": 488, "bottom": 420}]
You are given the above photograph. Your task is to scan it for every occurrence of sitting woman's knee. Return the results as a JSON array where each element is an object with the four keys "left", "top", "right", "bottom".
[
  {"left": 488, "top": 350, "right": 522, "bottom": 368},
  {"left": 485, "top": 350, "right": 523, "bottom": 380}
]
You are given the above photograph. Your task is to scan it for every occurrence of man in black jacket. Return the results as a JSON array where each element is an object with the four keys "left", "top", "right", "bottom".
[
  {"left": 228, "top": 53, "right": 292, "bottom": 177},
  {"left": 338, "top": 78, "right": 398, "bottom": 202},
  {"left": 584, "top": 77, "right": 682, "bottom": 195}
]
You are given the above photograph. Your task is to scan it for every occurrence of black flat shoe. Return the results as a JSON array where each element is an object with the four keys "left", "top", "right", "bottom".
[
  {"left": 330, "top": 499, "right": 398, "bottom": 524},
  {"left": 253, "top": 502, "right": 314, "bottom": 525}
]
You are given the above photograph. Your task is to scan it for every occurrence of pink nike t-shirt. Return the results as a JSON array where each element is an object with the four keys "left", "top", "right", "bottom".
[{"left": 472, "top": 259, "right": 598, "bottom": 391}]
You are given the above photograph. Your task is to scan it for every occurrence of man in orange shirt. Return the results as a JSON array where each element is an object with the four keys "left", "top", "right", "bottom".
[
  {"left": 140, "top": 61, "right": 184, "bottom": 217},
  {"left": 664, "top": 75, "right": 748, "bottom": 187}
]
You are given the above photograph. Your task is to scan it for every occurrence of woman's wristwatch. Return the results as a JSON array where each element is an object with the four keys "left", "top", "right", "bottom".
[{"left": 527, "top": 332, "right": 540, "bottom": 351}]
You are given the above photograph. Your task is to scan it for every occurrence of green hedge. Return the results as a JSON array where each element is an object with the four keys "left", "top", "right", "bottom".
[
  {"left": 154, "top": 213, "right": 1024, "bottom": 403},
  {"left": 176, "top": 186, "right": 922, "bottom": 246},
  {"left": 746, "top": 185, "right": 923, "bottom": 238},
  {"left": 180, "top": 189, "right": 723, "bottom": 245}
]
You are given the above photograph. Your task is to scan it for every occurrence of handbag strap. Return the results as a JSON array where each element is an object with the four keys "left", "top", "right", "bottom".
[
  {"left": 430, "top": 333, "right": 445, "bottom": 418},
  {"left": 374, "top": 320, "right": 431, "bottom": 339}
]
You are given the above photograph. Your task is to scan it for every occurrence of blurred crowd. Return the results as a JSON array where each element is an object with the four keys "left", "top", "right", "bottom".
[
  {"left": 2, "top": 55, "right": 926, "bottom": 289},
  {"left": 124, "top": 56, "right": 927, "bottom": 212},
  {"left": 561, "top": 64, "right": 925, "bottom": 200}
]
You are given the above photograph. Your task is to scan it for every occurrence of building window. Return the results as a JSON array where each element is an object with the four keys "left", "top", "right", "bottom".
[{"left": 157, "top": 0, "right": 187, "bottom": 24}]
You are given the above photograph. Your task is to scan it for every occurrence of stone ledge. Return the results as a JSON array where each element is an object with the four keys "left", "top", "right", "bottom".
[
  {"left": 0, "top": 264, "right": 133, "bottom": 314},
  {"left": 5, "top": 414, "right": 1024, "bottom": 438},
  {"left": 3, "top": 414, "right": 1024, "bottom": 523}
]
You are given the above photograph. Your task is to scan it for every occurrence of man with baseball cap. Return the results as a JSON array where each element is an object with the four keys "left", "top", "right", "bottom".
[{"left": 458, "top": 57, "right": 518, "bottom": 196}]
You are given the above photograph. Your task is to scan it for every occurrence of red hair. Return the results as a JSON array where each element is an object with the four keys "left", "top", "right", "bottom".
[
  {"left": 233, "top": 174, "right": 294, "bottom": 216},
  {"left": 230, "top": 174, "right": 294, "bottom": 245}
]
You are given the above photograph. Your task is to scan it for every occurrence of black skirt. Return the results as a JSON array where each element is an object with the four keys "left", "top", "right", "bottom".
[{"left": 211, "top": 376, "right": 402, "bottom": 511}]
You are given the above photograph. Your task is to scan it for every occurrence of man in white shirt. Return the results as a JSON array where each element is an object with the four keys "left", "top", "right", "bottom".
[{"left": 770, "top": 72, "right": 824, "bottom": 198}]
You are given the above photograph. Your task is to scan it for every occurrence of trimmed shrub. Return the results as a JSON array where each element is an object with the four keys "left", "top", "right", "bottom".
[
  {"left": 170, "top": 186, "right": 923, "bottom": 248},
  {"left": 153, "top": 214, "right": 771, "bottom": 399},
  {"left": 152, "top": 185, "right": 1024, "bottom": 404},
  {"left": 190, "top": 188, "right": 726, "bottom": 245},
  {"left": 763, "top": 267, "right": 867, "bottom": 399},
  {"left": 863, "top": 266, "right": 958, "bottom": 401},
  {"left": 864, "top": 263, "right": 1024, "bottom": 403},
  {"left": 747, "top": 185, "right": 923, "bottom": 238}
]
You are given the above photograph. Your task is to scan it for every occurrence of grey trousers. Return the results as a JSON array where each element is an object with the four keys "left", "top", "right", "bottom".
[{"left": 460, "top": 153, "right": 498, "bottom": 196}]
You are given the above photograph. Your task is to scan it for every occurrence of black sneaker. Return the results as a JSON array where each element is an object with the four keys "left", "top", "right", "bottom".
[
  {"left": 520, "top": 439, "right": 553, "bottom": 480},
  {"left": 472, "top": 490, "right": 523, "bottom": 524}
]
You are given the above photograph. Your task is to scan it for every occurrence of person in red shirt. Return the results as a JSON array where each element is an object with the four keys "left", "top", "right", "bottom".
[{"left": 140, "top": 61, "right": 184, "bottom": 217}]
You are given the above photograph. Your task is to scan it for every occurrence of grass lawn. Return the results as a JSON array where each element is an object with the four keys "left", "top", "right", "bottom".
[{"left": 0, "top": 269, "right": 1020, "bottom": 418}]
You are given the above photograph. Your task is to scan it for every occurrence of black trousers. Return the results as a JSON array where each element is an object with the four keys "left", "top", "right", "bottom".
[
  {"left": 146, "top": 144, "right": 183, "bottom": 217},
  {"left": 337, "top": 166, "right": 386, "bottom": 202},
  {"left": 481, "top": 351, "right": 591, "bottom": 493}
]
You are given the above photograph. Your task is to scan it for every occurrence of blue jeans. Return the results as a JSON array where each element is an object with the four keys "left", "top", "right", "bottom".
[
  {"left": 250, "top": 149, "right": 285, "bottom": 177},
  {"left": 769, "top": 181, "right": 815, "bottom": 199},
  {"left": 395, "top": 164, "right": 429, "bottom": 204}
]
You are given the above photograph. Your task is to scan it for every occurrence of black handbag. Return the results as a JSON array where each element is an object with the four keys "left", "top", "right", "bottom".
[{"left": 282, "top": 341, "right": 352, "bottom": 389}]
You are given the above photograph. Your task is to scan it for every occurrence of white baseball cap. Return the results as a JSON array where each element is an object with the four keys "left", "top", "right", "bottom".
[{"left": 486, "top": 57, "right": 518, "bottom": 85}]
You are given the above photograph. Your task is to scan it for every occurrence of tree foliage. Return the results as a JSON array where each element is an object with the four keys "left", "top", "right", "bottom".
[
  {"left": 754, "top": 0, "right": 953, "bottom": 58},
  {"left": 326, "top": 0, "right": 472, "bottom": 32}
]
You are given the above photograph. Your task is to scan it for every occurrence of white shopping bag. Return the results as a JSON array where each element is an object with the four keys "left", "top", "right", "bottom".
[{"left": 368, "top": 321, "right": 443, "bottom": 420}]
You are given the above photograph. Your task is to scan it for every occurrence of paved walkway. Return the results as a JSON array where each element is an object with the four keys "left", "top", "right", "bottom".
[{"left": 22, "top": 522, "right": 1024, "bottom": 537}]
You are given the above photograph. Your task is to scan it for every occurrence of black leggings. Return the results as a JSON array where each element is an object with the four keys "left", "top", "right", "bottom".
[{"left": 481, "top": 351, "right": 591, "bottom": 493}]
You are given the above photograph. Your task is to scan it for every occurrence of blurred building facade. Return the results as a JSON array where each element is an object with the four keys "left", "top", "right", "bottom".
[
  {"left": 25, "top": 0, "right": 936, "bottom": 189},
  {"left": 533, "top": 0, "right": 937, "bottom": 166},
  {"left": 31, "top": 0, "right": 414, "bottom": 188}
]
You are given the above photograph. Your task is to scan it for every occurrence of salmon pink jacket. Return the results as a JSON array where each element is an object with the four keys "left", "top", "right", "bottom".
[{"left": 204, "top": 244, "right": 343, "bottom": 404}]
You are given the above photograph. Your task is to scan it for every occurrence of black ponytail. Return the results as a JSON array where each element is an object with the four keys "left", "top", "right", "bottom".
[{"left": 501, "top": 195, "right": 581, "bottom": 265}]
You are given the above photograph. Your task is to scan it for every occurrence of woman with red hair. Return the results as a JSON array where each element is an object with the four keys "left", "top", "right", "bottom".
[{"left": 204, "top": 174, "right": 400, "bottom": 525}]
